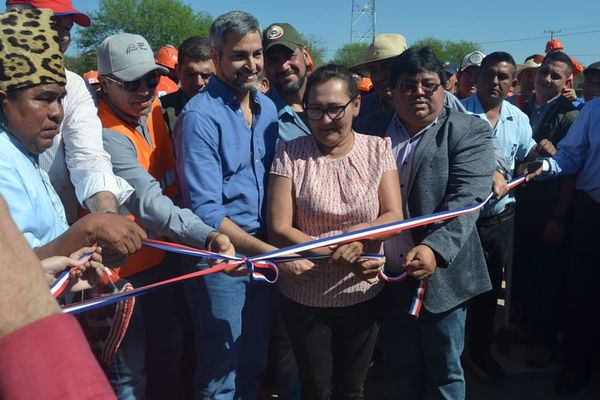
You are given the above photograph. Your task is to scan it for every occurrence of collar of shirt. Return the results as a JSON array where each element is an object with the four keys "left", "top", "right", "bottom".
[
  {"left": 6, "top": 131, "right": 38, "bottom": 165},
  {"left": 207, "top": 76, "right": 262, "bottom": 111},
  {"left": 388, "top": 113, "right": 438, "bottom": 143},
  {"left": 266, "top": 87, "right": 311, "bottom": 139},
  {"left": 465, "top": 94, "right": 515, "bottom": 131}
]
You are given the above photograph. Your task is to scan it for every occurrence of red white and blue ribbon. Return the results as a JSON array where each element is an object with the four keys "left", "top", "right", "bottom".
[
  {"left": 61, "top": 176, "right": 526, "bottom": 317},
  {"left": 50, "top": 250, "right": 95, "bottom": 298}
]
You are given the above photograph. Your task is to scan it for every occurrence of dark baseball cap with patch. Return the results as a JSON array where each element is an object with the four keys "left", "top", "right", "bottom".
[{"left": 263, "top": 22, "right": 304, "bottom": 53}]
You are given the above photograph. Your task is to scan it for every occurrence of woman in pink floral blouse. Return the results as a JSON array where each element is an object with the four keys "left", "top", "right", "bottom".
[{"left": 267, "top": 64, "right": 403, "bottom": 399}]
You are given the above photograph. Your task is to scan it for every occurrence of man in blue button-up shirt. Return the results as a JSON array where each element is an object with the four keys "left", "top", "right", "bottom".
[
  {"left": 174, "top": 11, "right": 279, "bottom": 400},
  {"left": 462, "top": 52, "right": 537, "bottom": 381},
  {"left": 524, "top": 98, "right": 600, "bottom": 395}
]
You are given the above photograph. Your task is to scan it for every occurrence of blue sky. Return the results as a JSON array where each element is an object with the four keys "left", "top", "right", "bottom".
[{"left": 68, "top": 0, "right": 600, "bottom": 66}]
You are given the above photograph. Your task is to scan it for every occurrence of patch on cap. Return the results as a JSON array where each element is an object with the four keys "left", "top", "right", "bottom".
[
  {"left": 468, "top": 52, "right": 483, "bottom": 65},
  {"left": 266, "top": 25, "right": 284, "bottom": 40}
]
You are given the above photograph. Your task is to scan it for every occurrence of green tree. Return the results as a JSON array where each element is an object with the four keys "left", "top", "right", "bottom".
[
  {"left": 331, "top": 42, "right": 369, "bottom": 67},
  {"left": 65, "top": 53, "right": 97, "bottom": 75},
  {"left": 302, "top": 33, "right": 327, "bottom": 68},
  {"left": 412, "top": 37, "right": 481, "bottom": 68},
  {"left": 76, "top": 0, "right": 212, "bottom": 54}
]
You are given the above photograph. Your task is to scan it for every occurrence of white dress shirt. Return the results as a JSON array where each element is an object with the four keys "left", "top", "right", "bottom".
[{"left": 39, "top": 69, "right": 133, "bottom": 223}]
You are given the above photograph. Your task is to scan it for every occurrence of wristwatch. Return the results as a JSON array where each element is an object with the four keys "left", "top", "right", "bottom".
[{"left": 495, "top": 166, "right": 509, "bottom": 181}]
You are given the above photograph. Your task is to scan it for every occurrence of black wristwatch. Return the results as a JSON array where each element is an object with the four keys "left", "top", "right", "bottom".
[{"left": 495, "top": 166, "right": 509, "bottom": 181}]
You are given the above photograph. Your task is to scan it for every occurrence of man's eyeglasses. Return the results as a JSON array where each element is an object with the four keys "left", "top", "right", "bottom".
[
  {"left": 305, "top": 97, "right": 356, "bottom": 121},
  {"left": 395, "top": 82, "right": 441, "bottom": 96},
  {"left": 104, "top": 72, "right": 159, "bottom": 92}
]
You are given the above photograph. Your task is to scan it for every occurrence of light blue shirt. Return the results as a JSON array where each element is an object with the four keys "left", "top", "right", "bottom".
[
  {"left": 266, "top": 87, "right": 311, "bottom": 142},
  {"left": 174, "top": 77, "right": 279, "bottom": 234},
  {"left": 546, "top": 96, "right": 600, "bottom": 203},
  {"left": 462, "top": 94, "right": 536, "bottom": 217},
  {"left": 0, "top": 130, "right": 69, "bottom": 248}
]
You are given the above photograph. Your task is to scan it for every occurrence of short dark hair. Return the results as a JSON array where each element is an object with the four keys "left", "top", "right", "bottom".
[
  {"left": 389, "top": 46, "right": 447, "bottom": 88},
  {"left": 209, "top": 11, "right": 261, "bottom": 51},
  {"left": 304, "top": 64, "right": 358, "bottom": 104},
  {"left": 542, "top": 51, "right": 574, "bottom": 76},
  {"left": 178, "top": 36, "right": 211, "bottom": 64},
  {"left": 481, "top": 51, "right": 517, "bottom": 77}
]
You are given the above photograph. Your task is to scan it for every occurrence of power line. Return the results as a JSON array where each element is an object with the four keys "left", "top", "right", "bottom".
[
  {"left": 545, "top": 29, "right": 561, "bottom": 40},
  {"left": 479, "top": 28, "right": 600, "bottom": 45}
]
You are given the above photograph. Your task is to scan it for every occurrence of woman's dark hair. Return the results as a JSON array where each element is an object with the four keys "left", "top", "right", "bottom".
[
  {"left": 304, "top": 64, "right": 359, "bottom": 104},
  {"left": 389, "top": 46, "right": 447, "bottom": 88}
]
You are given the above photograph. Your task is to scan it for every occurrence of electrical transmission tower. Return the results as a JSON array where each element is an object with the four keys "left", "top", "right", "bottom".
[{"left": 351, "top": 0, "right": 376, "bottom": 44}]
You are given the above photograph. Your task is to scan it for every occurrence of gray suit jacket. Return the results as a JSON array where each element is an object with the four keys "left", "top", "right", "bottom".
[{"left": 356, "top": 107, "right": 495, "bottom": 313}]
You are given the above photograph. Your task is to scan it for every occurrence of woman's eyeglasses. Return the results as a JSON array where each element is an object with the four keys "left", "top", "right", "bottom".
[{"left": 305, "top": 97, "right": 356, "bottom": 121}]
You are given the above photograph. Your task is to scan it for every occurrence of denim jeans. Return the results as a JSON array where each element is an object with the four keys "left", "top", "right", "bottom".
[
  {"left": 105, "top": 256, "right": 186, "bottom": 400},
  {"left": 184, "top": 259, "right": 275, "bottom": 400},
  {"left": 379, "top": 302, "right": 467, "bottom": 400}
]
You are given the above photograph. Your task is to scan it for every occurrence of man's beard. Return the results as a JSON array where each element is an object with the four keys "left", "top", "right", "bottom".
[{"left": 279, "top": 72, "right": 306, "bottom": 95}]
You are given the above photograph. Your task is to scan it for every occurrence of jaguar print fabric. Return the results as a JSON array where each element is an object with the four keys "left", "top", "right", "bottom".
[{"left": 0, "top": 8, "right": 65, "bottom": 92}]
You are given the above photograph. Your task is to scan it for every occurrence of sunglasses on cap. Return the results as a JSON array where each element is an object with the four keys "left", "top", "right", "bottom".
[{"left": 104, "top": 72, "right": 159, "bottom": 92}]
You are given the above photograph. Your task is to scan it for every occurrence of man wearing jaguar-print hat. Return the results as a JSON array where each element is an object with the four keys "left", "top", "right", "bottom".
[
  {"left": 0, "top": 7, "right": 146, "bottom": 265},
  {"left": 5, "top": 0, "right": 133, "bottom": 228}
]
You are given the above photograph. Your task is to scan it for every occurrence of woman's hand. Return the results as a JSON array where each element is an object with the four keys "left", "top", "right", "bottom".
[
  {"left": 329, "top": 241, "right": 364, "bottom": 266},
  {"left": 347, "top": 257, "right": 384, "bottom": 284},
  {"left": 278, "top": 259, "right": 318, "bottom": 284}
]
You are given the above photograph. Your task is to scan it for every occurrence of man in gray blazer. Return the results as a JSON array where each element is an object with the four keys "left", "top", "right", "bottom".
[{"left": 356, "top": 47, "right": 495, "bottom": 399}]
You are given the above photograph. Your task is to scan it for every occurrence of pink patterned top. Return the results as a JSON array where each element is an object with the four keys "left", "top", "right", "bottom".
[{"left": 270, "top": 132, "right": 397, "bottom": 307}]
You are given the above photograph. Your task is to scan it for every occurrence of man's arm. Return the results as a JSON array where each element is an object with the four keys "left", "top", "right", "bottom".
[
  {"left": 34, "top": 212, "right": 146, "bottom": 260},
  {"left": 62, "top": 70, "right": 133, "bottom": 211},
  {"left": 103, "top": 128, "right": 216, "bottom": 248},
  {"left": 420, "top": 117, "right": 496, "bottom": 267},
  {"left": 0, "top": 195, "right": 116, "bottom": 400}
]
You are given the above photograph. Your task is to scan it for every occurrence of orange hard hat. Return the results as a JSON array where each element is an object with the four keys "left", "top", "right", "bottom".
[
  {"left": 82, "top": 70, "right": 99, "bottom": 84},
  {"left": 357, "top": 76, "right": 373, "bottom": 92},
  {"left": 545, "top": 39, "right": 564, "bottom": 53},
  {"left": 155, "top": 45, "right": 178, "bottom": 70}
]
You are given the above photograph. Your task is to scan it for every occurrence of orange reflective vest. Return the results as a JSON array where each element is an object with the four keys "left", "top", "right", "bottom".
[{"left": 98, "top": 98, "right": 178, "bottom": 277}]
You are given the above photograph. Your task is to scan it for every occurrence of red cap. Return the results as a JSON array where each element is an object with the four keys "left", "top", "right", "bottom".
[
  {"left": 155, "top": 45, "right": 178, "bottom": 70},
  {"left": 545, "top": 39, "right": 564, "bottom": 53},
  {"left": 5, "top": 0, "right": 91, "bottom": 27}
]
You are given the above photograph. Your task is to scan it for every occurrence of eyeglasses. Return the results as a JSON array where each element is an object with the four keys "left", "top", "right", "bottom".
[
  {"left": 395, "top": 82, "right": 441, "bottom": 96},
  {"left": 104, "top": 72, "right": 159, "bottom": 92},
  {"left": 305, "top": 97, "right": 356, "bottom": 121}
]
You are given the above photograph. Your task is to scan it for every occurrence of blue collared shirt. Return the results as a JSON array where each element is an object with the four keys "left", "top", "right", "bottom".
[
  {"left": 0, "top": 130, "right": 69, "bottom": 248},
  {"left": 462, "top": 94, "right": 536, "bottom": 217},
  {"left": 266, "top": 87, "right": 311, "bottom": 142},
  {"left": 546, "top": 96, "right": 600, "bottom": 203},
  {"left": 174, "top": 77, "right": 279, "bottom": 234}
]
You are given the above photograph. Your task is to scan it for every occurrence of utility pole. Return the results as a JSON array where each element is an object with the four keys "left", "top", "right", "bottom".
[
  {"left": 351, "top": 0, "right": 376, "bottom": 44},
  {"left": 545, "top": 29, "right": 561, "bottom": 40}
]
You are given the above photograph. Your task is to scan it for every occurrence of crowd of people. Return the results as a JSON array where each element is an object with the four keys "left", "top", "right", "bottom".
[{"left": 0, "top": 1, "right": 599, "bottom": 400}]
